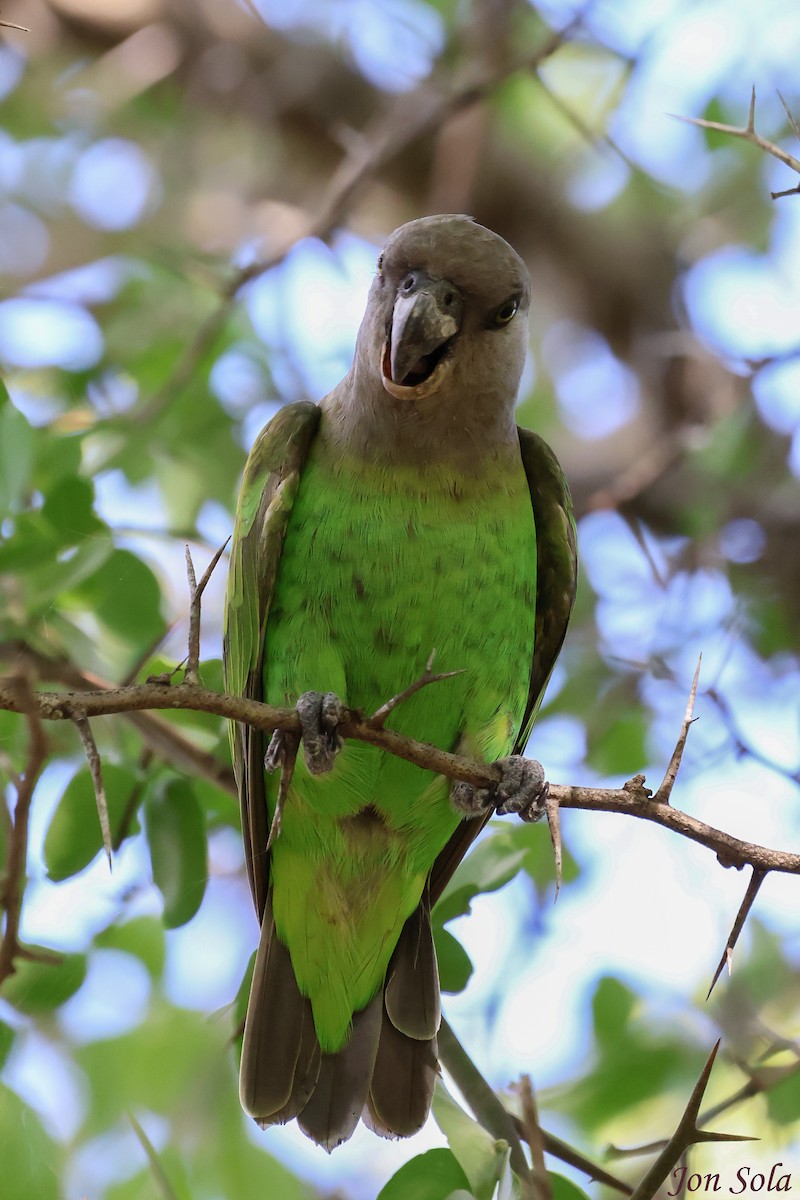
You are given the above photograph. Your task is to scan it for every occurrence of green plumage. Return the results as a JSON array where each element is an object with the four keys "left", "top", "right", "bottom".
[
  {"left": 223, "top": 215, "right": 577, "bottom": 1149},
  {"left": 263, "top": 427, "right": 537, "bottom": 1050}
]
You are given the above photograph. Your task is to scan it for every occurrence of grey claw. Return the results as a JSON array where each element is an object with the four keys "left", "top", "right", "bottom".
[
  {"left": 519, "top": 779, "right": 549, "bottom": 824},
  {"left": 451, "top": 756, "right": 548, "bottom": 821},
  {"left": 265, "top": 729, "right": 285, "bottom": 773},
  {"left": 450, "top": 779, "right": 491, "bottom": 815},
  {"left": 494, "top": 755, "right": 546, "bottom": 819},
  {"left": 297, "top": 690, "right": 346, "bottom": 774}
]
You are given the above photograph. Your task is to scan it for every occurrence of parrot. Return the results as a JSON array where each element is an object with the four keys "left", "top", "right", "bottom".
[{"left": 223, "top": 214, "right": 577, "bottom": 1151}]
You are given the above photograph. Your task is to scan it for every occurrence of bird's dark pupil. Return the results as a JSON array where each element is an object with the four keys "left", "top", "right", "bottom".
[{"left": 403, "top": 274, "right": 415, "bottom": 291}]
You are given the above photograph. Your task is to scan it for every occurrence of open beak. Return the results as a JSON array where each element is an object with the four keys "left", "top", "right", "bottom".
[{"left": 382, "top": 273, "right": 463, "bottom": 397}]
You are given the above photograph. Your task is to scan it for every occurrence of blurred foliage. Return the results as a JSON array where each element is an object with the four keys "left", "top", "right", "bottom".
[{"left": 0, "top": 0, "right": 799, "bottom": 1198}]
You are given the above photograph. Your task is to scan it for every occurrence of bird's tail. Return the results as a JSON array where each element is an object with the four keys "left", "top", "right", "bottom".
[{"left": 240, "top": 891, "right": 440, "bottom": 1150}]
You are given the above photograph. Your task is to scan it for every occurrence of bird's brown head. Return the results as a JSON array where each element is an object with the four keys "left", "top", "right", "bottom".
[{"left": 355, "top": 214, "right": 531, "bottom": 410}]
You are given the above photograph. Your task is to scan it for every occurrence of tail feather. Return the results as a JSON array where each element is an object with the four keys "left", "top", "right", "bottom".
[
  {"left": 366, "top": 1016, "right": 439, "bottom": 1139},
  {"left": 241, "top": 891, "right": 441, "bottom": 1147},
  {"left": 297, "top": 992, "right": 383, "bottom": 1151},
  {"left": 240, "top": 894, "right": 319, "bottom": 1120},
  {"left": 384, "top": 894, "right": 440, "bottom": 1039}
]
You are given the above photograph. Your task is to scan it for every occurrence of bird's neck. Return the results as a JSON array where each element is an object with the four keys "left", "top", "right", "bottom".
[{"left": 319, "top": 370, "right": 520, "bottom": 473}]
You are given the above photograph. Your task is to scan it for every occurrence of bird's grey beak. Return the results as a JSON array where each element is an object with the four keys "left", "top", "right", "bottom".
[{"left": 387, "top": 273, "right": 463, "bottom": 389}]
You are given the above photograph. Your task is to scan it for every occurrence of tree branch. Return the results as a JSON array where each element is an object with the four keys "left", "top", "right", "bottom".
[
  {"left": 672, "top": 86, "right": 800, "bottom": 197},
  {"left": 0, "top": 677, "right": 48, "bottom": 986},
  {"left": 133, "top": 10, "right": 583, "bottom": 422},
  {"left": 627, "top": 1043, "right": 755, "bottom": 1200},
  {"left": 0, "top": 677, "right": 797, "bottom": 877}
]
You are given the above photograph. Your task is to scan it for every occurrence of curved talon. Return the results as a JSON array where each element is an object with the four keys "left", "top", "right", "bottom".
[
  {"left": 265, "top": 729, "right": 286, "bottom": 772},
  {"left": 519, "top": 780, "right": 549, "bottom": 824},
  {"left": 297, "top": 690, "right": 346, "bottom": 775}
]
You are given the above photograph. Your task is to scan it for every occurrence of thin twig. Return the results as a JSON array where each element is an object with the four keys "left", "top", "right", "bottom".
[
  {"left": 0, "top": 678, "right": 798, "bottom": 876},
  {"left": 132, "top": 12, "right": 582, "bottom": 422},
  {"left": 777, "top": 90, "right": 800, "bottom": 142},
  {"left": 627, "top": 1043, "right": 756, "bottom": 1200},
  {"left": 706, "top": 868, "right": 767, "bottom": 999},
  {"left": 184, "top": 538, "right": 230, "bottom": 685},
  {"left": 0, "top": 640, "right": 236, "bottom": 796},
  {"left": 533, "top": 69, "right": 635, "bottom": 170},
  {"left": 72, "top": 712, "right": 112, "bottom": 871},
  {"left": 699, "top": 1058, "right": 800, "bottom": 1125},
  {"left": 706, "top": 685, "right": 800, "bottom": 786},
  {"left": 440, "top": 1019, "right": 632, "bottom": 1194},
  {"left": 369, "top": 650, "right": 465, "bottom": 729},
  {"left": 0, "top": 678, "right": 48, "bottom": 986},
  {"left": 518, "top": 1076, "right": 552, "bottom": 1200},
  {"left": 439, "top": 1017, "right": 532, "bottom": 1182},
  {"left": 652, "top": 655, "right": 701, "bottom": 804},
  {"left": 672, "top": 87, "right": 800, "bottom": 186},
  {"left": 128, "top": 1112, "right": 180, "bottom": 1200}
]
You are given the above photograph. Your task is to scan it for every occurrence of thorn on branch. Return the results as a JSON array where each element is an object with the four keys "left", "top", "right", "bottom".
[
  {"left": 671, "top": 87, "right": 800, "bottom": 196},
  {"left": 517, "top": 1075, "right": 552, "bottom": 1200},
  {"left": 368, "top": 649, "right": 464, "bottom": 729},
  {"left": 184, "top": 539, "right": 230, "bottom": 686},
  {"left": 627, "top": 1042, "right": 756, "bottom": 1200},
  {"left": 544, "top": 787, "right": 562, "bottom": 900},
  {"left": 706, "top": 868, "right": 766, "bottom": 1000},
  {"left": 653, "top": 655, "right": 701, "bottom": 805},
  {"left": 72, "top": 712, "right": 112, "bottom": 872}
]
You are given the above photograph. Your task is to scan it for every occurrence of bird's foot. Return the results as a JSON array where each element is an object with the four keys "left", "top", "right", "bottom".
[
  {"left": 450, "top": 755, "right": 548, "bottom": 823},
  {"left": 266, "top": 692, "right": 346, "bottom": 775},
  {"left": 293, "top": 690, "right": 347, "bottom": 775}
]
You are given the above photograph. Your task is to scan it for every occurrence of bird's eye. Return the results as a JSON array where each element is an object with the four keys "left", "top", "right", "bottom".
[
  {"left": 376, "top": 253, "right": 384, "bottom": 278},
  {"left": 493, "top": 297, "right": 519, "bottom": 327}
]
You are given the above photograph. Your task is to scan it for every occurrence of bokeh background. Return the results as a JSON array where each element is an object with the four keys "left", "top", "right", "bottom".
[{"left": 0, "top": 0, "right": 799, "bottom": 1197}]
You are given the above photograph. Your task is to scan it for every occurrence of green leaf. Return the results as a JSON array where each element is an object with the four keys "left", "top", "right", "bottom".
[
  {"left": 145, "top": 775, "right": 207, "bottom": 928},
  {"left": 95, "top": 916, "right": 166, "bottom": 979},
  {"left": 765, "top": 1067, "right": 800, "bottom": 1124},
  {"left": 44, "top": 763, "right": 141, "bottom": 881},
  {"left": 593, "top": 976, "right": 636, "bottom": 1047},
  {"left": 377, "top": 1148, "right": 472, "bottom": 1200},
  {"left": 434, "top": 829, "right": 529, "bottom": 925},
  {"left": 1, "top": 949, "right": 87, "bottom": 1014},
  {"left": 0, "top": 400, "right": 35, "bottom": 516},
  {"left": 41, "top": 475, "right": 105, "bottom": 542},
  {"left": 434, "top": 926, "right": 474, "bottom": 994},
  {"left": 0, "top": 1084, "right": 60, "bottom": 1200},
  {"left": 435, "top": 822, "right": 577, "bottom": 927},
  {"left": 551, "top": 1173, "right": 593, "bottom": 1200},
  {"left": 433, "top": 1082, "right": 511, "bottom": 1200},
  {"left": 72, "top": 547, "right": 164, "bottom": 642},
  {"left": 0, "top": 1019, "right": 14, "bottom": 1070},
  {"left": 587, "top": 709, "right": 648, "bottom": 777}
]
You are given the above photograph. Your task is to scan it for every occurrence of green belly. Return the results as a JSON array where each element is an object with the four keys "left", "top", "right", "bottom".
[{"left": 262, "top": 435, "right": 537, "bottom": 1049}]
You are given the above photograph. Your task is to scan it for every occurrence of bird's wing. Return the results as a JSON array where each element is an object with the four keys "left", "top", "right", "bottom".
[
  {"left": 223, "top": 400, "right": 321, "bottom": 919},
  {"left": 429, "top": 426, "right": 578, "bottom": 904}
]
